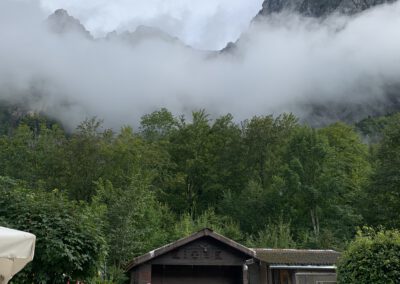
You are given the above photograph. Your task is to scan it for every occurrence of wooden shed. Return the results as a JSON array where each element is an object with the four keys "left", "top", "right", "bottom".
[{"left": 126, "top": 228, "right": 340, "bottom": 284}]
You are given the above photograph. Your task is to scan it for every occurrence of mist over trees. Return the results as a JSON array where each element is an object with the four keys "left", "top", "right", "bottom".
[
  {"left": 2, "top": 0, "right": 400, "bottom": 130},
  {"left": 1, "top": 108, "right": 399, "bottom": 282}
]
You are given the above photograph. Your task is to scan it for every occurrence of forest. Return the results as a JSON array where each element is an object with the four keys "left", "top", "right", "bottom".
[{"left": 0, "top": 106, "right": 399, "bottom": 283}]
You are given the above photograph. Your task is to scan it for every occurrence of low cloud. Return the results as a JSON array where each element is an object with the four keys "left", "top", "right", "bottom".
[
  {"left": 0, "top": 0, "right": 400, "bottom": 129},
  {"left": 38, "top": 0, "right": 263, "bottom": 50}
]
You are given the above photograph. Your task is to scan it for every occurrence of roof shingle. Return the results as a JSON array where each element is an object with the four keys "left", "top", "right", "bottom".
[{"left": 254, "top": 248, "right": 340, "bottom": 265}]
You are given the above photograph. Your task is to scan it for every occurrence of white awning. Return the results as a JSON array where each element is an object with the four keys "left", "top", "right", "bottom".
[{"left": 0, "top": 227, "right": 36, "bottom": 284}]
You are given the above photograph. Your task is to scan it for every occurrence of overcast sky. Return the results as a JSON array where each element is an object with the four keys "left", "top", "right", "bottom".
[{"left": 39, "top": 0, "right": 264, "bottom": 50}]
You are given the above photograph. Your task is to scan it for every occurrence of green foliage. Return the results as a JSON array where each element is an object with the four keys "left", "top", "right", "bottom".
[
  {"left": 1, "top": 106, "right": 400, "bottom": 281},
  {"left": 64, "top": 118, "right": 111, "bottom": 201},
  {"left": 162, "top": 110, "right": 246, "bottom": 216},
  {"left": 355, "top": 113, "right": 394, "bottom": 143},
  {"left": 0, "top": 182, "right": 105, "bottom": 283},
  {"left": 280, "top": 124, "right": 369, "bottom": 246},
  {"left": 222, "top": 179, "right": 286, "bottom": 234},
  {"left": 242, "top": 113, "right": 298, "bottom": 188},
  {"left": 0, "top": 104, "right": 14, "bottom": 135},
  {"left": 173, "top": 208, "right": 243, "bottom": 242},
  {"left": 318, "top": 123, "right": 370, "bottom": 241},
  {"left": 93, "top": 178, "right": 173, "bottom": 269},
  {"left": 365, "top": 114, "right": 400, "bottom": 228},
  {"left": 0, "top": 122, "right": 68, "bottom": 192},
  {"left": 337, "top": 228, "right": 400, "bottom": 284},
  {"left": 140, "top": 108, "right": 177, "bottom": 141},
  {"left": 247, "top": 218, "right": 296, "bottom": 249}
]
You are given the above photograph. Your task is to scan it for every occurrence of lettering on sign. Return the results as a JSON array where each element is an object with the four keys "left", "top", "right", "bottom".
[{"left": 171, "top": 243, "right": 223, "bottom": 261}]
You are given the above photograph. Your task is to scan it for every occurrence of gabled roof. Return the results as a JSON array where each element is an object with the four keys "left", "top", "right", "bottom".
[
  {"left": 254, "top": 248, "right": 340, "bottom": 265},
  {"left": 126, "top": 228, "right": 256, "bottom": 271}
]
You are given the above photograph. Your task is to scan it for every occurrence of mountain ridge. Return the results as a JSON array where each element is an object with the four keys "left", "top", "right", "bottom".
[
  {"left": 258, "top": 0, "right": 397, "bottom": 18},
  {"left": 33, "top": 3, "right": 400, "bottom": 127},
  {"left": 47, "top": 9, "right": 92, "bottom": 39},
  {"left": 46, "top": 9, "right": 185, "bottom": 47}
]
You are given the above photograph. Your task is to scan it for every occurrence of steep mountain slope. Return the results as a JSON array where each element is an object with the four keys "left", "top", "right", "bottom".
[
  {"left": 300, "top": 89, "right": 400, "bottom": 127},
  {"left": 105, "top": 25, "right": 185, "bottom": 47},
  {"left": 258, "top": 0, "right": 397, "bottom": 17},
  {"left": 253, "top": 0, "right": 400, "bottom": 125},
  {"left": 224, "top": 0, "right": 398, "bottom": 53},
  {"left": 36, "top": 5, "right": 400, "bottom": 127},
  {"left": 47, "top": 9, "right": 92, "bottom": 39},
  {"left": 47, "top": 9, "right": 185, "bottom": 47}
]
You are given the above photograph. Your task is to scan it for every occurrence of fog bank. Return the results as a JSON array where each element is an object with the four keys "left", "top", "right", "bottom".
[{"left": 0, "top": 1, "right": 400, "bottom": 129}]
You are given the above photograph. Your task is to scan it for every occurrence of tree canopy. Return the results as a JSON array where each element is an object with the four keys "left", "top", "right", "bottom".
[{"left": 0, "top": 108, "right": 399, "bottom": 282}]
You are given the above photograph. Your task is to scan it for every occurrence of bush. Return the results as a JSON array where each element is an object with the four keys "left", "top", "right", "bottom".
[
  {"left": 0, "top": 183, "right": 106, "bottom": 283},
  {"left": 337, "top": 228, "right": 400, "bottom": 284}
]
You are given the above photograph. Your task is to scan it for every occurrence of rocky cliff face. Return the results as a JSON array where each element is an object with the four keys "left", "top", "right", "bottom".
[
  {"left": 47, "top": 9, "right": 92, "bottom": 39},
  {"left": 47, "top": 9, "right": 184, "bottom": 47},
  {"left": 258, "top": 0, "right": 397, "bottom": 17},
  {"left": 254, "top": 0, "right": 400, "bottom": 125},
  {"left": 42, "top": 4, "right": 400, "bottom": 126},
  {"left": 227, "top": 0, "right": 398, "bottom": 52}
]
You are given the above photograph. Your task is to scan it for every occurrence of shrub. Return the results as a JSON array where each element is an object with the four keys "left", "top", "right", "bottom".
[
  {"left": 0, "top": 183, "right": 106, "bottom": 283},
  {"left": 337, "top": 228, "right": 400, "bottom": 284}
]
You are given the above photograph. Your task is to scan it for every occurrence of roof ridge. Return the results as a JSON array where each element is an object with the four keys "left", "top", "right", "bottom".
[
  {"left": 253, "top": 248, "right": 339, "bottom": 252},
  {"left": 126, "top": 227, "right": 255, "bottom": 271}
]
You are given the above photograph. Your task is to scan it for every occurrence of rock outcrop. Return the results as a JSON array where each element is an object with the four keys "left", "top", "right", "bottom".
[
  {"left": 47, "top": 9, "right": 92, "bottom": 39},
  {"left": 258, "top": 0, "right": 397, "bottom": 17}
]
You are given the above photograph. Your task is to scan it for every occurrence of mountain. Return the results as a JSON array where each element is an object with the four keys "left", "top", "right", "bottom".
[
  {"left": 224, "top": 0, "right": 398, "bottom": 53},
  {"left": 46, "top": 9, "right": 92, "bottom": 39},
  {"left": 258, "top": 0, "right": 397, "bottom": 17},
  {"left": 39, "top": 5, "right": 400, "bottom": 127},
  {"left": 105, "top": 25, "right": 184, "bottom": 47},
  {"left": 46, "top": 9, "right": 186, "bottom": 48},
  {"left": 301, "top": 89, "right": 400, "bottom": 127},
  {"left": 241, "top": 0, "right": 400, "bottom": 126}
]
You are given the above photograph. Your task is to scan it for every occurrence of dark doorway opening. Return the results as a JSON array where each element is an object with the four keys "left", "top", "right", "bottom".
[{"left": 152, "top": 265, "right": 243, "bottom": 284}]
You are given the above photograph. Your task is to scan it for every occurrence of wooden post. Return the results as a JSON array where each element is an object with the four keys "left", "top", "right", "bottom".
[
  {"left": 243, "top": 263, "right": 249, "bottom": 284},
  {"left": 260, "top": 262, "right": 268, "bottom": 284},
  {"left": 267, "top": 266, "right": 273, "bottom": 284}
]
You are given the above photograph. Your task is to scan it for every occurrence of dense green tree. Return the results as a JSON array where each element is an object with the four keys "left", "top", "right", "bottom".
[
  {"left": 0, "top": 104, "right": 15, "bottom": 135},
  {"left": 270, "top": 124, "right": 370, "bottom": 247},
  {"left": 203, "top": 114, "right": 246, "bottom": 201},
  {"left": 0, "top": 125, "right": 36, "bottom": 181},
  {"left": 222, "top": 179, "right": 287, "bottom": 234},
  {"left": 355, "top": 113, "right": 394, "bottom": 143},
  {"left": 0, "top": 180, "right": 105, "bottom": 283},
  {"left": 63, "top": 118, "right": 112, "bottom": 201},
  {"left": 93, "top": 177, "right": 174, "bottom": 270},
  {"left": 173, "top": 208, "right": 243, "bottom": 242},
  {"left": 337, "top": 228, "right": 400, "bottom": 284},
  {"left": 241, "top": 114, "right": 298, "bottom": 187},
  {"left": 365, "top": 114, "right": 400, "bottom": 227},
  {"left": 140, "top": 108, "right": 178, "bottom": 141},
  {"left": 1, "top": 106, "right": 399, "bottom": 281},
  {"left": 0, "top": 123, "right": 67, "bottom": 190},
  {"left": 246, "top": 218, "right": 296, "bottom": 249},
  {"left": 282, "top": 126, "right": 329, "bottom": 241},
  {"left": 318, "top": 123, "right": 371, "bottom": 240},
  {"left": 164, "top": 110, "right": 245, "bottom": 216}
]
